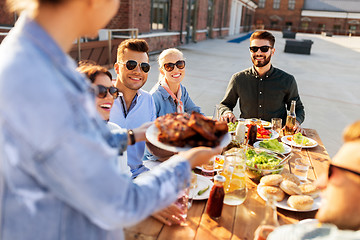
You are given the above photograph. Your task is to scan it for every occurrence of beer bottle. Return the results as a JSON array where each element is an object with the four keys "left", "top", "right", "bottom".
[{"left": 284, "top": 100, "right": 296, "bottom": 135}]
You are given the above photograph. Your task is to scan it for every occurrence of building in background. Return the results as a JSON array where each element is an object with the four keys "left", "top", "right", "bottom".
[
  {"left": 253, "top": 0, "right": 360, "bottom": 36},
  {"left": 0, "top": 0, "right": 257, "bottom": 65}
]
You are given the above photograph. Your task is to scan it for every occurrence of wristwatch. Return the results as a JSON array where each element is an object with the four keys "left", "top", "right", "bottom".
[{"left": 128, "top": 129, "right": 136, "bottom": 145}]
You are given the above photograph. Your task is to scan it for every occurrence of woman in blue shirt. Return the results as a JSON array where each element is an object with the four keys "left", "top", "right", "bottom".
[
  {"left": 0, "top": 1, "right": 221, "bottom": 239},
  {"left": 150, "top": 48, "right": 202, "bottom": 117}
]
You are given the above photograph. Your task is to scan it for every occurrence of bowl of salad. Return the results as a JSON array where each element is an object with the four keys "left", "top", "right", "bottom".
[{"left": 245, "top": 148, "right": 285, "bottom": 182}]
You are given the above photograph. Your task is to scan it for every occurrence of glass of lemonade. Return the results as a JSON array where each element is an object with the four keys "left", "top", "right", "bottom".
[{"left": 222, "top": 152, "right": 247, "bottom": 205}]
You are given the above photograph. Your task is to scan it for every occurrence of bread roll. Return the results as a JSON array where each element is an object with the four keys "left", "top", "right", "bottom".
[
  {"left": 281, "top": 173, "right": 301, "bottom": 185},
  {"left": 259, "top": 186, "right": 285, "bottom": 202},
  {"left": 287, "top": 195, "right": 314, "bottom": 211},
  {"left": 280, "top": 180, "right": 302, "bottom": 195},
  {"left": 260, "top": 174, "right": 283, "bottom": 186},
  {"left": 299, "top": 183, "right": 320, "bottom": 199}
]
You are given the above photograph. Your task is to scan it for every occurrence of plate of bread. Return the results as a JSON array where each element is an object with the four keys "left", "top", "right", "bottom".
[{"left": 257, "top": 173, "right": 321, "bottom": 212}]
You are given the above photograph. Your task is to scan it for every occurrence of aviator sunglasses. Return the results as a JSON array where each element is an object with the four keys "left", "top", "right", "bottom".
[
  {"left": 163, "top": 60, "right": 186, "bottom": 72},
  {"left": 249, "top": 46, "right": 272, "bottom": 53},
  {"left": 95, "top": 85, "right": 119, "bottom": 99},
  {"left": 120, "top": 60, "right": 150, "bottom": 73},
  {"left": 328, "top": 163, "right": 360, "bottom": 180}
]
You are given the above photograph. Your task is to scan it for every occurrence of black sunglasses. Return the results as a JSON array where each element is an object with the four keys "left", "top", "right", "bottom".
[
  {"left": 122, "top": 60, "right": 150, "bottom": 73},
  {"left": 328, "top": 163, "right": 360, "bottom": 179},
  {"left": 95, "top": 85, "right": 119, "bottom": 99},
  {"left": 163, "top": 60, "right": 186, "bottom": 72},
  {"left": 249, "top": 46, "right": 272, "bottom": 53}
]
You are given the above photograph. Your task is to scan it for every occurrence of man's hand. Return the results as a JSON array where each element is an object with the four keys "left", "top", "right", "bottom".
[
  {"left": 152, "top": 204, "right": 185, "bottom": 226},
  {"left": 179, "top": 146, "right": 222, "bottom": 169},
  {"left": 220, "top": 112, "right": 236, "bottom": 123}
]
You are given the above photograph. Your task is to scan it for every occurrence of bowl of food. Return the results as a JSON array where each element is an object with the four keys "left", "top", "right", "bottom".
[{"left": 245, "top": 148, "right": 285, "bottom": 182}]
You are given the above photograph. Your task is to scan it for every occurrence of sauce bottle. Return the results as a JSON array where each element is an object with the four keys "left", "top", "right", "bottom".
[
  {"left": 247, "top": 121, "right": 257, "bottom": 146},
  {"left": 284, "top": 100, "right": 296, "bottom": 135},
  {"left": 206, "top": 175, "right": 225, "bottom": 219}
]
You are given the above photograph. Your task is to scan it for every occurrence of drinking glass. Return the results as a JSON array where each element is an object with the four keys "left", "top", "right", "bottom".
[
  {"left": 222, "top": 152, "right": 247, "bottom": 205},
  {"left": 293, "top": 158, "right": 311, "bottom": 182},
  {"left": 188, "top": 172, "right": 198, "bottom": 208},
  {"left": 212, "top": 104, "right": 220, "bottom": 120},
  {"left": 175, "top": 187, "right": 189, "bottom": 225},
  {"left": 271, "top": 118, "right": 282, "bottom": 136}
]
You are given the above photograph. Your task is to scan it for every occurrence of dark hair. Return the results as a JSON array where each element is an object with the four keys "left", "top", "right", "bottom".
[
  {"left": 77, "top": 60, "right": 112, "bottom": 83},
  {"left": 250, "top": 31, "right": 275, "bottom": 47},
  {"left": 116, "top": 39, "right": 149, "bottom": 61}
]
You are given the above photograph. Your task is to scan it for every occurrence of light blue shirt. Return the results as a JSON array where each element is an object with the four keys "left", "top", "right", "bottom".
[
  {"left": 0, "top": 14, "right": 191, "bottom": 240},
  {"left": 109, "top": 90, "right": 156, "bottom": 178},
  {"left": 150, "top": 83, "right": 202, "bottom": 117}
]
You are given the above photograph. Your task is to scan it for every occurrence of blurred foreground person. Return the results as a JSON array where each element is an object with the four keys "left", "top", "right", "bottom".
[
  {"left": 255, "top": 120, "right": 360, "bottom": 240},
  {"left": 0, "top": 1, "right": 221, "bottom": 239}
]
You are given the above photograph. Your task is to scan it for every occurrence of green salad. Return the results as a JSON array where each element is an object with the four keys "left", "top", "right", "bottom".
[
  {"left": 227, "top": 121, "right": 239, "bottom": 132},
  {"left": 259, "top": 139, "right": 285, "bottom": 153},
  {"left": 245, "top": 149, "right": 282, "bottom": 170},
  {"left": 293, "top": 133, "right": 310, "bottom": 146}
]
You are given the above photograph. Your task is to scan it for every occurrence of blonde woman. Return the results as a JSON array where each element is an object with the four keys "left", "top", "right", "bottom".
[
  {"left": 0, "top": 0, "right": 221, "bottom": 239},
  {"left": 150, "top": 48, "right": 202, "bottom": 117}
]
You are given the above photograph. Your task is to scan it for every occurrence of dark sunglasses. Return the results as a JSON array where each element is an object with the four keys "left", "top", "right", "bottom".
[
  {"left": 163, "top": 60, "right": 186, "bottom": 72},
  {"left": 249, "top": 46, "right": 272, "bottom": 53},
  {"left": 122, "top": 60, "right": 150, "bottom": 73},
  {"left": 95, "top": 85, "right": 119, "bottom": 99},
  {"left": 328, "top": 163, "right": 360, "bottom": 179}
]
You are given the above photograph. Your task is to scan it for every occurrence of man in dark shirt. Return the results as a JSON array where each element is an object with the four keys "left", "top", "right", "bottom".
[{"left": 219, "top": 30, "right": 305, "bottom": 133}]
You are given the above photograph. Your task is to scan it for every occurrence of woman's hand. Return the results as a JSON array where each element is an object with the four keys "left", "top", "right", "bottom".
[
  {"left": 130, "top": 122, "right": 153, "bottom": 144},
  {"left": 179, "top": 146, "right": 222, "bottom": 169}
]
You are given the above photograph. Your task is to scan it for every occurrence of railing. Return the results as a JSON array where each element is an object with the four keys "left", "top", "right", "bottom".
[{"left": 255, "top": 25, "right": 359, "bottom": 36}]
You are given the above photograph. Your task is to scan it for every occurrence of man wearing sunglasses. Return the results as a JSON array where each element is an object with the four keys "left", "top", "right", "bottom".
[
  {"left": 219, "top": 30, "right": 305, "bottom": 134},
  {"left": 110, "top": 39, "right": 156, "bottom": 178},
  {"left": 255, "top": 120, "right": 360, "bottom": 240}
]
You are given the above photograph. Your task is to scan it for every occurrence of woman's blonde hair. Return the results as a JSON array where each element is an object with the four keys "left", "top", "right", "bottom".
[
  {"left": 343, "top": 120, "right": 360, "bottom": 143},
  {"left": 157, "top": 48, "right": 184, "bottom": 83},
  {"left": 6, "top": 0, "right": 64, "bottom": 14}
]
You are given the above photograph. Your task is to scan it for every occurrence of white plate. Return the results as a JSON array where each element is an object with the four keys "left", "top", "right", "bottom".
[
  {"left": 189, "top": 174, "right": 214, "bottom": 200},
  {"left": 245, "top": 119, "right": 272, "bottom": 128},
  {"left": 281, "top": 136, "right": 318, "bottom": 148},
  {"left": 257, "top": 183, "right": 321, "bottom": 212},
  {"left": 257, "top": 130, "right": 279, "bottom": 140},
  {"left": 146, "top": 123, "right": 232, "bottom": 152},
  {"left": 253, "top": 140, "right": 292, "bottom": 155}
]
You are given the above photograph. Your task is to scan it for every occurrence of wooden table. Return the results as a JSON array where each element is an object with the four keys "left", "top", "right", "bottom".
[{"left": 124, "top": 129, "right": 331, "bottom": 240}]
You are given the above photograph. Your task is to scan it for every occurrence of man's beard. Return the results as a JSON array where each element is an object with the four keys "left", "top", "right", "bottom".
[{"left": 251, "top": 54, "right": 271, "bottom": 67}]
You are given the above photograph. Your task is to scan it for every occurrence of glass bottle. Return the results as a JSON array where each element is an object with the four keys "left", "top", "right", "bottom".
[
  {"left": 256, "top": 196, "right": 280, "bottom": 240},
  {"left": 247, "top": 120, "right": 257, "bottom": 146},
  {"left": 206, "top": 175, "right": 226, "bottom": 219},
  {"left": 235, "top": 118, "right": 246, "bottom": 144},
  {"left": 284, "top": 100, "right": 296, "bottom": 135}
]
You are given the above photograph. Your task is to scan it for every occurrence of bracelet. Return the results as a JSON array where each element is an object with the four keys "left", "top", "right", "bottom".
[{"left": 128, "top": 129, "right": 136, "bottom": 145}]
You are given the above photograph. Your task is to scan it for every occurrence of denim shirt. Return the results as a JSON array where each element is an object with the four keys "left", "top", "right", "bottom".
[
  {"left": 150, "top": 83, "right": 202, "bottom": 117},
  {"left": 0, "top": 14, "right": 190, "bottom": 240}
]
